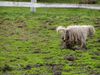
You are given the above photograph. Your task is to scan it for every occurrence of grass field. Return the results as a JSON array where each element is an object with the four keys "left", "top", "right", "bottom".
[
  {"left": 0, "top": 7, "right": 100, "bottom": 75},
  {"left": 1, "top": 0, "right": 100, "bottom": 4}
]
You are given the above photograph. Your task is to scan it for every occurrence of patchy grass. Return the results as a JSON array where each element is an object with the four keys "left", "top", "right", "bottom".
[{"left": 0, "top": 7, "right": 100, "bottom": 75}]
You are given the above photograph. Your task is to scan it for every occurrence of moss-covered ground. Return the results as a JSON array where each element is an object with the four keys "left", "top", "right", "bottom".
[{"left": 0, "top": 7, "right": 100, "bottom": 75}]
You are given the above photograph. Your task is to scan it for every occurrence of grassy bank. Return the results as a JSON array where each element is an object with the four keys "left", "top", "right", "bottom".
[
  {"left": 0, "top": 7, "right": 100, "bottom": 75},
  {"left": 1, "top": 0, "right": 100, "bottom": 4}
]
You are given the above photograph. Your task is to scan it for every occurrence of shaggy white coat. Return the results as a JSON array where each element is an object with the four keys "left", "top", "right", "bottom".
[
  {"left": 67, "top": 25, "right": 95, "bottom": 40},
  {"left": 56, "top": 25, "right": 95, "bottom": 49}
]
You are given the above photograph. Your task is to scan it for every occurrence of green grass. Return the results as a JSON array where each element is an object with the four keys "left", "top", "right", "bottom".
[
  {"left": 1, "top": 0, "right": 100, "bottom": 4},
  {"left": 0, "top": 7, "right": 100, "bottom": 75}
]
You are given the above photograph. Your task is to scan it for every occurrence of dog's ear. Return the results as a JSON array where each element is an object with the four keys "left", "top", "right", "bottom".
[
  {"left": 88, "top": 27, "right": 95, "bottom": 37},
  {"left": 65, "top": 30, "right": 70, "bottom": 39},
  {"left": 61, "top": 30, "right": 68, "bottom": 41}
]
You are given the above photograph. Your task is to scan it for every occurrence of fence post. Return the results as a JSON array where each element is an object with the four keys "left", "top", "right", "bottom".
[{"left": 31, "top": 0, "right": 37, "bottom": 12}]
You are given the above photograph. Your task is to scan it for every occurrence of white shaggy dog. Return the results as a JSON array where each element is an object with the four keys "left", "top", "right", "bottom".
[
  {"left": 66, "top": 25, "right": 95, "bottom": 40},
  {"left": 56, "top": 25, "right": 95, "bottom": 50}
]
